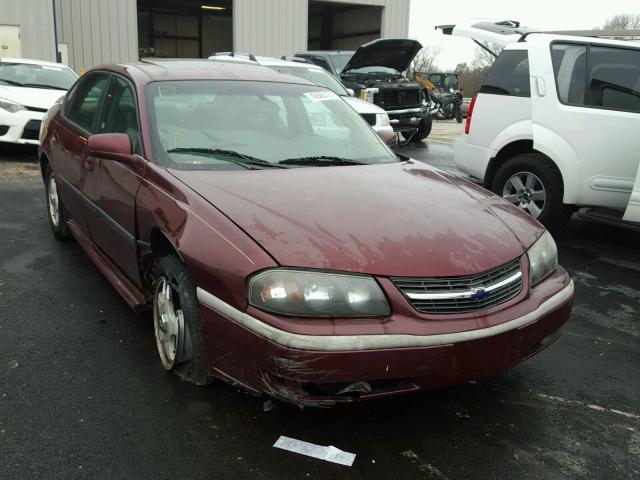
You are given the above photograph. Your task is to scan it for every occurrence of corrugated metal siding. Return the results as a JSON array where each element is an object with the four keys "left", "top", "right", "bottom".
[
  {"left": 233, "top": 0, "right": 410, "bottom": 56},
  {"left": 55, "top": 0, "right": 138, "bottom": 72},
  {"left": 233, "top": 0, "right": 308, "bottom": 56},
  {"left": 0, "top": 0, "right": 56, "bottom": 61}
]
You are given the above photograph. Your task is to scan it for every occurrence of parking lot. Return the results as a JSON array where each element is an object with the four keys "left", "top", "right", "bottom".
[{"left": 1, "top": 126, "right": 639, "bottom": 479}]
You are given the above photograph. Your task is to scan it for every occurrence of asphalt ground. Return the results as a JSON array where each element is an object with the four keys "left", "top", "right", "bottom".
[{"left": 1, "top": 130, "right": 639, "bottom": 480}]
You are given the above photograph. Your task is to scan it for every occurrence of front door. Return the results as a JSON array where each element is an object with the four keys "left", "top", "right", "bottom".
[
  {"left": 624, "top": 168, "right": 640, "bottom": 222},
  {"left": 84, "top": 74, "right": 145, "bottom": 286},
  {"left": 527, "top": 36, "right": 640, "bottom": 211}
]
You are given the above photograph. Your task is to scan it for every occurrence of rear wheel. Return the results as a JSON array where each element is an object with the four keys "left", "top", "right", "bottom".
[
  {"left": 153, "top": 255, "right": 209, "bottom": 385},
  {"left": 491, "top": 152, "right": 573, "bottom": 231},
  {"left": 45, "top": 166, "right": 70, "bottom": 239}
]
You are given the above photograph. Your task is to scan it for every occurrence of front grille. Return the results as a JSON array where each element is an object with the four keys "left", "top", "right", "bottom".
[
  {"left": 21, "top": 120, "right": 41, "bottom": 140},
  {"left": 26, "top": 105, "right": 48, "bottom": 113},
  {"left": 392, "top": 258, "right": 523, "bottom": 314},
  {"left": 378, "top": 88, "right": 421, "bottom": 109},
  {"left": 360, "top": 113, "right": 376, "bottom": 126},
  {"left": 0, "top": 125, "right": 9, "bottom": 136}
]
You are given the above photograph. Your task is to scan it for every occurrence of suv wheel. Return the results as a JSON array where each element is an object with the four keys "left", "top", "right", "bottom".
[{"left": 491, "top": 153, "right": 572, "bottom": 230}]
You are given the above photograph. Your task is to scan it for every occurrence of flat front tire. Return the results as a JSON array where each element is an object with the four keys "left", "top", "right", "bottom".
[
  {"left": 45, "top": 166, "right": 70, "bottom": 239},
  {"left": 153, "top": 255, "right": 209, "bottom": 385},
  {"left": 491, "top": 152, "right": 573, "bottom": 231}
]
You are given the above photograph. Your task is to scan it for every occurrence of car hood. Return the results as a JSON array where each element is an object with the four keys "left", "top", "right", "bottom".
[
  {"left": 0, "top": 85, "right": 65, "bottom": 110},
  {"left": 171, "top": 162, "right": 545, "bottom": 277},
  {"left": 342, "top": 39, "right": 423, "bottom": 74}
]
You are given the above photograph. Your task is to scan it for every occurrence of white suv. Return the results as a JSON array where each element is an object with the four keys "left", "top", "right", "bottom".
[{"left": 439, "top": 21, "right": 640, "bottom": 229}]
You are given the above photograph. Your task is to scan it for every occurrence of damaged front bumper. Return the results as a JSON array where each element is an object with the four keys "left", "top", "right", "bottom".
[{"left": 197, "top": 271, "right": 574, "bottom": 406}]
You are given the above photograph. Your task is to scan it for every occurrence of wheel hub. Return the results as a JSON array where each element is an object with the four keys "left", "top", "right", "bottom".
[
  {"left": 502, "top": 171, "right": 547, "bottom": 219},
  {"left": 153, "top": 277, "right": 185, "bottom": 370}
]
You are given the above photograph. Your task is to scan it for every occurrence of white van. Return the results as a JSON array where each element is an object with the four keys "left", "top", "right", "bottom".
[{"left": 438, "top": 20, "right": 640, "bottom": 229}]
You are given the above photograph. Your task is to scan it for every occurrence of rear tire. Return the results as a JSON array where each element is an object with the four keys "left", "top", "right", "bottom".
[
  {"left": 491, "top": 152, "right": 573, "bottom": 231},
  {"left": 153, "top": 255, "right": 210, "bottom": 385},
  {"left": 45, "top": 166, "right": 70, "bottom": 239}
]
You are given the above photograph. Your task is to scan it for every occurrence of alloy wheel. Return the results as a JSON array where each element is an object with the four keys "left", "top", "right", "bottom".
[
  {"left": 48, "top": 176, "right": 60, "bottom": 227},
  {"left": 502, "top": 171, "right": 546, "bottom": 218}
]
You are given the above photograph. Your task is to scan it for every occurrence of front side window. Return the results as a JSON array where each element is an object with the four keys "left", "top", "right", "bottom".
[
  {"left": 147, "top": 80, "right": 396, "bottom": 170},
  {"left": 64, "top": 73, "right": 109, "bottom": 133},
  {"left": 99, "top": 76, "right": 142, "bottom": 152},
  {"left": 480, "top": 50, "right": 530, "bottom": 97}
]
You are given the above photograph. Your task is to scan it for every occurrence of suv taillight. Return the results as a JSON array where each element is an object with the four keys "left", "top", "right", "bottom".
[{"left": 465, "top": 97, "right": 476, "bottom": 135}]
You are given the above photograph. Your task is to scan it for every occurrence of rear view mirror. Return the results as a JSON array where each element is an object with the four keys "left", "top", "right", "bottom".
[{"left": 347, "top": 88, "right": 355, "bottom": 97}]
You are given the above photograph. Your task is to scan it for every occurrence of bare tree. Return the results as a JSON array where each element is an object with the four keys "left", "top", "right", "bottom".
[
  {"left": 602, "top": 13, "right": 640, "bottom": 29},
  {"left": 407, "top": 45, "right": 441, "bottom": 79},
  {"left": 471, "top": 42, "right": 504, "bottom": 71}
]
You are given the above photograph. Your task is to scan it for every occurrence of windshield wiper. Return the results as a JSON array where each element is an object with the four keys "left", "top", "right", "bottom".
[
  {"left": 22, "top": 83, "right": 68, "bottom": 91},
  {"left": 0, "top": 79, "right": 24, "bottom": 87},
  {"left": 167, "top": 147, "right": 287, "bottom": 169},
  {"left": 279, "top": 156, "right": 365, "bottom": 167}
]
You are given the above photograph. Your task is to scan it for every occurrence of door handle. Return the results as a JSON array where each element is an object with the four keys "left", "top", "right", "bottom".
[
  {"left": 84, "top": 156, "right": 96, "bottom": 171},
  {"left": 534, "top": 77, "right": 547, "bottom": 97}
]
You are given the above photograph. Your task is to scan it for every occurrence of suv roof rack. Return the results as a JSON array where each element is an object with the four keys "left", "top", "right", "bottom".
[
  {"left": 212, "top": 51, "right": 258, "bottom": 62},
  {"left": 535, "top": 29, "right": 640, "bottom": 39}
]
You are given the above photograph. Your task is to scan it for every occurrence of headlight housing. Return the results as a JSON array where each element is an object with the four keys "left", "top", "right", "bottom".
[
  {"left": 0, "top": 97, "right": 25, "bottom": 113},
  {"left": 527, "top": 231, "right": 558, "bottom": 286},
  {"left": 248, "top": 269, "right": 390, "bottom": 317},
  {"left": 376, "top": 113, "right": 391, "bottom": 127}
]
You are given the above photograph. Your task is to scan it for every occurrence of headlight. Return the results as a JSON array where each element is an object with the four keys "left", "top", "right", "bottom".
[
  {"left": 0, "top": 97, "right": 25, "bottom": 113},
  {"left": 527, "top": 231, "right": 558, "bottom": 286},
  {"left": 248, "top": 269, "right": 390, "bottom": 317},
  {"left": 376, "top": 113, "right": 391, "bottom": 127}
]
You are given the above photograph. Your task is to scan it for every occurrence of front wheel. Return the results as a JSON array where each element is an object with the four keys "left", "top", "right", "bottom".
[
  {"left": 455, "top": 106, "right": 463, "bottom": 123},
  {"left": 402, "top": 115, "right": 432, "bottom": 142},
  {"left": 153, "top": 255, "right": 209, "bottom": 385},
  {"left": 491, "top": 152, "right": 572, "bottom": 231}
]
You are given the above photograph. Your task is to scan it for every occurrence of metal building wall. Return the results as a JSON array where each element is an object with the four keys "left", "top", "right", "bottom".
[
  {"left": 0, "top": 0, "right": 57, "bottom": 61},
  {"left": 233, "top": 0, "right": 410, "bottom": 56},
  {"left": 54, "top": 0, "right": 138, "bottom": 72}
]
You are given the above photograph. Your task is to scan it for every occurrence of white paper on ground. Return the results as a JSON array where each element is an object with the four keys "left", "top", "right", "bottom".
[{"left": 273, "top": 436, "right": 356, "bottom": 466}]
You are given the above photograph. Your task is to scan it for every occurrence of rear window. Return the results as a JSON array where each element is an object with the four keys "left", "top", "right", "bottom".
[{"left": 479, "top": 50, "right": 530, "bottom": 97}]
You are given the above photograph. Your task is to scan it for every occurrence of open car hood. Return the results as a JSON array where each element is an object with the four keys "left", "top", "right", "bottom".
[{"left": 342, "top": 39, "right": 423, "bottom": 74}]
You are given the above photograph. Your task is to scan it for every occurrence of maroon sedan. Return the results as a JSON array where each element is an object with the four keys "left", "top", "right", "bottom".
[{"left": 39, "top": 59, "right": 573, "bottom": 406}]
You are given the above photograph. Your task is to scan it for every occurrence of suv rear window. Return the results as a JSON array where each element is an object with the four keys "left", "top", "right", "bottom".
[
  {"left": 479, "top": 50, "right": 530, "bottom": 97},
  {"left": 552, "top": 43, "right": 640, "bottom": 113}
]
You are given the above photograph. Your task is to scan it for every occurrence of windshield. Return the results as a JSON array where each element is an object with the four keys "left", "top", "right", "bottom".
[
  {"left": 147, "top": 80, "right": 396, "bottom": 171},
  {"left": 329, "top": 54, "right": 353, "bottom": 74},
  {"left": 343, "top": 66, "right": 400, "bottom": 76},
  {"left": 0, "top": 62, "right": 77, "bottom": 90},
  {"left": 268, "top": 65, "right": 349, "bottom": 96}
]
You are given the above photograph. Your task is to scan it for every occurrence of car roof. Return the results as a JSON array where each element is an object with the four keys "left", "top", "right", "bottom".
[
  {"left": 111, "top": 58, "right": 320, "bottom": 86},
  {"left": 0, "top": 57, "right": 75, "bottom": 69},
  {"left": 297, "top": 51, "right": 355, "bottom": 56}
]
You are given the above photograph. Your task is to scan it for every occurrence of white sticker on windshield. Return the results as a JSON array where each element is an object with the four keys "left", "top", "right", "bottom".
[
  {"left": 42, "top": 66, "right": 64, "bottom": 71},
  {"left": 304, "top": 91, "right": 338, "bottom": 102}
]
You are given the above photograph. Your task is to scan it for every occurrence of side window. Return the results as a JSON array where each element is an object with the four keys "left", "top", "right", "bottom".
[
  {"left": 64, "top": 73, "right": 109, "bottom": 133},
  {"left": 480, "top": 50, "right": 530, "bottom": 97},
  {"left": 587, "top": 46, "right": 640, "bottom": 113},
  {"left": 99, "top": 76, "right": 142, "bottom": 153},
  {"left": 551, "top": 43, "right": 587, "bottom": 105}
]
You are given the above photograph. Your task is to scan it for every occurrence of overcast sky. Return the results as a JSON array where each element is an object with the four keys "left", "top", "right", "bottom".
[{"left": 408, "top": 0, "right": 640, "bottom": 69}]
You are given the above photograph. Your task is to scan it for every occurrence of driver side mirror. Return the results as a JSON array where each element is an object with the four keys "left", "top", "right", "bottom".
[
  {"left": 87, "top": 133, "right": 145, "bottom": 173},
  {"left": 346, "top": 88, "right": 355, "bottom": 97}
]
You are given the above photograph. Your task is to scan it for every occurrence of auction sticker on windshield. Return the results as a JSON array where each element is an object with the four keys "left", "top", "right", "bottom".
[{"left": 304, "top": 90, "right": 338, "bottom": 101}]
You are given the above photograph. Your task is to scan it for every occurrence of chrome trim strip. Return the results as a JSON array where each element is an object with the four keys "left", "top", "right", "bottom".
[
  {"left": 405, "top": 271, "right": 523, "bottom": 300},
  {"left": 196, "top": 280, "right": 574, "bottom": 352},
  {"left": 386, "top": 108, "right": 424, "bottom": 115}
]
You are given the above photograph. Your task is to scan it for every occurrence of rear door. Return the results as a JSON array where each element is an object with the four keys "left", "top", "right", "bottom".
[
  {"left": 85, "top": 74, "right": 145, "bottom": 286},
  {"left": 624, "top": 169, "right": 640, "bottom": 222},
  {"left": 527, "top": 36, "right": 640, "bottom": 211},
  {"left": 436, "top": 20, "right": 524, "bottom": 47},
  {"left": 52, "top": 72, "right": 110, "bottom": 234}
]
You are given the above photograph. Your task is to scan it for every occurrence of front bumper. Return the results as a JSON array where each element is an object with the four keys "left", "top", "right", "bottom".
[
  {"left": 197, "top": 270, "right": 574, "bottom": 406},
  {"left": 0, "top": 109, "right": 45, "bottom": 145},
  {"left": 387, "top": 107, "right": 425, "bottom": 133}
]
